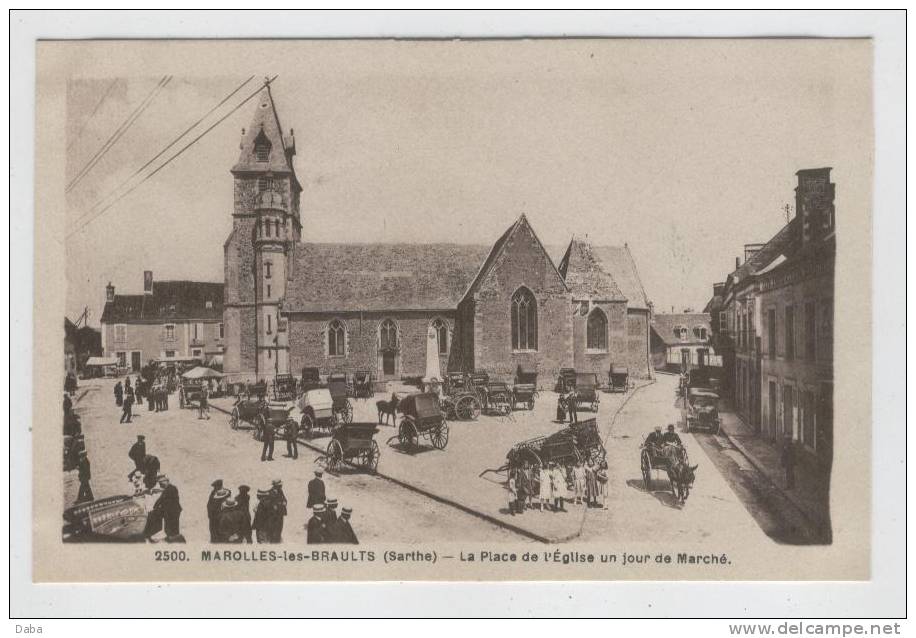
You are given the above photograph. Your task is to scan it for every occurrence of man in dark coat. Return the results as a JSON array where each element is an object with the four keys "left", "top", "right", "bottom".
[
  {"left": 120, "top": 391, "right": 134, "bottom": 424},
  {"left": 251, "top": 489, "right": 272, "bottom": 543},
  {"left": 236, "top": 485, "right": 253, "bottom": 543},
  {"left": 63, "top": 392, "right": 73, "bottom": 416},
  {"left": 207, "top": 479, "right": 225, "bottom": 542},
  {"left": 306, "top": 503, "right": 328, "bottom": 544},
  {"left": 144, "top": 475, "right": 182, "bottom": 542},
  {"left": 269, "top": 480, "right": 287, "bottom": 542},
  {"left": 114, "top": 381, "right": 123, "bottom": 407},
  {"left": 285, "top": 417, "right": 299, "bottom": 460},
  {"left": 128, "top": 435, "right": 146, "bottom": 472},
  {"left": 322, "top": 498, "right": 339, "bottom": 526},
  {"left": 217, "top": 499, "right": 246, "bottom": 543},
  {"left": 662, "top": 424, "right": 683, "bottom": 446},
  {"left": 645, "top": 425, "right": 664, "bottom": 451},
  {"left": 307, "top": 470, "right": 326, "bottom": 509},
  {"left": 76, "top": 450, "right": 93, "bottom": 503},
  {"left": 141, "top": 454, "right": 160, "bottom": 490},
  {"left": 566, "top": 390, "right": 578, "bottom": 424},
  {"left": 327, "top": 507, "right": 359, "bottom": 544},
  {"left": 261, "top": 418, "right": 275, "bottom": 462}
]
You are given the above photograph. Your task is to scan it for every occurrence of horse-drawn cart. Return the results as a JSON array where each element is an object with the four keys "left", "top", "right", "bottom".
[
  {"left": 298, "top": 388, "right": 337, "bottom": 438},
  {"left": 353, "top": 370, "right": 373, "bottom": 399},
  {"left": 441, "top": 372, "right": 482, "bottom": 421},
  {"left": 253, "top": 403, "right": 297, "bottom": 442},
  {"left": 505, "top": 418, "right": 606, "bottom": 469},
  {"left": 485, "top": 381, "right": 513, "bottom": 415},
  {"left": 512, "top": 365, "right": 538, "bottom": 410},
  {"left": 329, "top": 376, "right": 354, "bottom": 424},
  {"left": 396, "top": 392, "right": 449, "bottom": 452},
  {"left": 272, "top": 373, "right": 298, "bottom": 402},
  {"left": 325, "top": 423, "right": 380, "bottom": 473},
  {"left": 608, "top": 365, "right": 629, "bottom": 393},
  {"left": 572, "top": 372, "right": 601, "bottom": 412},
  {"left": 229, "top": 394, "right": 268, "bottom": 431}
]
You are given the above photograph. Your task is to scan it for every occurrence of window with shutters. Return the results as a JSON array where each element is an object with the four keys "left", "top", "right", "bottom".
[
  {"left": 511, "top": 287, "right": 538, "bottom": 351},
  {"left": 164, "top": 324, "right": 176, "bottom": 341},
  {"left": 114, "top": 324, "right": 127, "bottom": 343}
]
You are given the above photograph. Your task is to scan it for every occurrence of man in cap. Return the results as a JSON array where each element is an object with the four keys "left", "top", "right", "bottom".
[
  {"left": 260, "top": 416, "right": 275, "bottom": 462},
  {"left": 207, "top": 479, "right": 225, "bottom": 542},
  {"left": 76, "top": 449, "right": 93, "bottom": 503},
  {"left": 145, "top": 475, "right": 183, "bottom": 542},
  {"left": 236, "top": 485, "right": 253, "bottom": 543},
  {"left": 307, "top": 503, "right": 328, "bottom": 544},
  {"left": 269, "top": 479, "right": 287, "bottom": 543},
  {"left": 322, "top": 498, "right": 339, "bottom": 526},
  {"left": 328, "top": 507, "right": 359, "bottom": 544},
  {"left": 662, "top": 423, "right": 683, "bottom": 447},
  {"left": 251, "top": 489, "right": 272, "bottom": 543},
  {"left": 120, "top": 386, "right": 134, "bottom": 423},
  {"left": 645, "top": 425, "right": 664, "bottom": 452},
  {"left": 307, "top": 469, "right": 326, "bottom": 509},
  {"left": 285, "top": 416, "right": 299, "bottom": 460},
  {"left": 128, "top": 435, "right": 146, "bottom": 473}
]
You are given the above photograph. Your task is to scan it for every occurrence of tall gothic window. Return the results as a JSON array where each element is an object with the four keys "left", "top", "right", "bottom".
[
  {"left": 586, "top": 308, "right": 608, "bottom": 351},
  {"left": 327, "top": 319, "right": 346, "bottom": 357},
  {"left": 431, "top": 318, "right": 448, "bottom": 355},
  {"left": 511, "top": 287, "right": 538, "bottom": 351},
  {"left": 379, "top": 319, "right": 398, "bottom": 351}
]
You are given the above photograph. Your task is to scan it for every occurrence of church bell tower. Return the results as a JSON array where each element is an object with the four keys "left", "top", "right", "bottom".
[{"left": 223, "top": 81, "right": 301, "bottom": 381}]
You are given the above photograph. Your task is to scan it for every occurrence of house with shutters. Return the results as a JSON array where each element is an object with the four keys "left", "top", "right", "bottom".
[
  {"left": 222, "top": 84, "right": 653, "bottom": 387},
  {"left": 100, "top": 271, "right": 225, "bottom": 372}
]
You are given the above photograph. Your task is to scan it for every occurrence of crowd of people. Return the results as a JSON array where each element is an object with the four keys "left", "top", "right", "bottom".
[
  {"left": 507, "top": 458, "right": 608, "bottom": 515},
  {"left": 204, "top": 470, "right": 358, "bottom": 545}
]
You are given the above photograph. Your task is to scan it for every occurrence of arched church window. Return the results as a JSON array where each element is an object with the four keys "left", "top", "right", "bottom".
[
  {"left": 379, "top": 319, "right": 398, "bottom": 351},
  {"left": 586, "top": 308, "right": 608, "bottom": 351},
  {"left": 327, "top": 319, "right": 346, "bottom": 357},
  {"left": 431, "top": 318, "right": 449, "bottom": 355},
  {"left": 511, "top": 287, "right": 538, "bottom": 351}
]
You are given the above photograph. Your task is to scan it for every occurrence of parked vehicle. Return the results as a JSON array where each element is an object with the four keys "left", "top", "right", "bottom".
[
  {"left": 272, "top": 373, "right": 298, "bottom": 402},
  {"left": 441, "top": 372, "right": 482, "bottom": 421},
  {"left": 556, "top": 367, "right": 577, "bottom": 393},
  {"left": 504, "top": 418, "right": 606, "bottom": 469},
  {"left": 511, "top": 365, "right": 538, "bottom": 410},
  {"left": 608, "top": 365, "right": 629, "bottom": 393},
  {"left": 396, "top": 392, "right": 449, "bottom": 452},
  {"left": 685, "top": 388, "right": 721, "bottom": 434},
  {"left": 229, "top": 393, "right": 269, "bottom": 431},
  {"left": 326, "top": 423, "right": 381, "bottom": 473},
  {"left": 328, "top": 375, "right": 354, "bottom": 423},
  {"left": 298, "top": 388, "right": 337, "bottom": 438},
  {"left": 353, "top": 370, "right": 373, "bottom": 399},
  {"left": 253, "top": 403, "right": 298, "bottom": 442},
  {"left": 300, "top": 367, "right": 322, "bottom": 393},
  {"left": 572, "top": 372, "right": 601, "bottom": 412},
  {"left": 485, "top": 381, "right": 513, "bottom": 415}
]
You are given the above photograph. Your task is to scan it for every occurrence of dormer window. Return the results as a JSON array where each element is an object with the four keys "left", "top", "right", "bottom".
[
  {"left": 205, "top": 300, "right": 213, "bottom": 310},
  {"left": 254, "top": 133, "right": 271, "bottom": 162}
]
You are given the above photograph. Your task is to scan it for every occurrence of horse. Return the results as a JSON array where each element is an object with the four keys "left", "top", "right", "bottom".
[
  {"left": 376, "top": 393, "right": 400, "bottom": 425},
  {"left": 666, "top": 456, "right": 698, "bottom": 505}
]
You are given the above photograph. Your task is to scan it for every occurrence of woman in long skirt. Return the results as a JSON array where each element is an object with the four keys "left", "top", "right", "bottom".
[
  {"left": 596, "top": 461, "right": 609, "bottom": 509},
  {"left": 585, "top": 460, "right": 599, "bottom": 507}
]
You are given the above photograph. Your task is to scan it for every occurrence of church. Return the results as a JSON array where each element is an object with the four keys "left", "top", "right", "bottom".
[{"left": 223, "top": 86, "right": 653, "bottom": 388}]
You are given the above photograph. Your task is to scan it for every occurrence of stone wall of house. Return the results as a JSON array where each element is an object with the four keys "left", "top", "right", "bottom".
[
  {"left": 102, "top": 319, "right": 223, "bottom": 370},
  {"left": 286, "top": 311, "right": 457, "bottom": 380},
  {"left": 470, "top": 223, "right": 572, "bottom": 385},
  {"left": 624, "top": 310, "right": 652, "bottom": 378}
]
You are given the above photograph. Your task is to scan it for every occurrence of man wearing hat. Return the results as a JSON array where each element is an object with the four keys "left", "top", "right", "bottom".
[
  {"left": 260, "top": 416, "right": 276, "bottom": 462},
  {"left": 207, "top": 479, "right": 227, "bottom": 542},
  {"left": 322, "top": 498, "right": 339, "bottom": 526},
  {"left": 645, "top": 425, "right": 664, "bottom": 452},
  {"left": 269, "top": 479, "right": 287, "bottom": 543},
  {"left": 145, "top": 475, "right": 183, "bottom": 542},
  {"left": 252, "top": 489, "right": 273, "bottom": 543},
  {"left": 328, "top": 507, "right": 359, "bottom": 544},
  {"left": 662, "top": 423, "right": 683, "bottom": 447},
  {"left": 285, "top": 416, "right": 299, "bottom": 460},
  {"left": 217, "top": 498, "right": 246, "bottom": 543},
  {"left": 307, "top": 470, "right": 326, "bottom": 509},
  {"left": 128, "top": 435, "right": 146, "bottom": 473},
  {"left": 236, "top": 485, "right": 253, "bottom": 543},
  {"left": 307, "top": 503, "right": 328, "bottom": 544},
  {"left": 76, "top": 449, "right": 93, "bottom": 503}
]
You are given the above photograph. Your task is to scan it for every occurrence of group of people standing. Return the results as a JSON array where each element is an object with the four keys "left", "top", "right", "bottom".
[
  {"left": 114, "top": 377, "right": 138, "bottom": 423},
  {"left": 555, "top": 390, "right": 580, "bottom": 424},
  {"left": 507, "top": 458, "right": 608, "bottom": 515},
  {"left": 204, "top": 470, "right": 357, "bottom": 544}
]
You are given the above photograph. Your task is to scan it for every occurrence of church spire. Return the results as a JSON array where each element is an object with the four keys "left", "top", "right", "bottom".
[{"left": 232, "top": 82, "right": 297, "bottom": 177}]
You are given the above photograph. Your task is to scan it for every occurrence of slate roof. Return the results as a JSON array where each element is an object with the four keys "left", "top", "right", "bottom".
[
  {"left": 590, "top": 245, "right": 651, "bottom": 310},
  {"left": 557, "top": 237, "right": 626, "bottom": 302},
  {"left": 284, "top": 243, "right": 491, "bottom": 313},
  {"left": 651, "top": 313, "right": 712, "bottom": 347},
  {"left": 101, "top": 281, "right": 224, "bottom": 323}
]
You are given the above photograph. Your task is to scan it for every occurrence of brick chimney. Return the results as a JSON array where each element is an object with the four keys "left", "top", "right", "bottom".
[
  {"left": 105, "top": 282, "right": 115, "bottom": 303},
  {"left": 143, "top": 270, "right": 153, "bottom": 295},
  {"left": 713, "top": 282, "right": 725, "bottom": 298}
]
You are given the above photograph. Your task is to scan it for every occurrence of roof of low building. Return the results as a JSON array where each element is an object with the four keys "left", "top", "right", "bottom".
[
  {"left": 651, "top": 312, "right": 712, "bottom": 346},
  {"left": 284, "top": 243, "right": 491, "bottom": 313},
  {"left": 557, "top": 238, "right": 626, "bottom": 302},
  {"left": 101, "top": 281, "right": 224, "bottom": 323}
]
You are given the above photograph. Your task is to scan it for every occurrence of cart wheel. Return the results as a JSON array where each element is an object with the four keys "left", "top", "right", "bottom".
[
  {"left": 327, "top": 440, "right": 343, "bottom": 472},
  {"left": 527, "top": 398, "right": 535, "bottom": 410},
  {"left": 230, "top": 407, "right": 240, "bottom": 430},
  {"left": 430, "top": 421, "right": 449, "bottom": 450},
  {"left": 301, "top": 412, "right": 315, "bottom": 438},
  {"left": 253, "top": 414, "right": 265, "bottom": 442},
  {"left": 641, "top": 449, "right": 652, "bottom": 490},
  {"left": 343, "top": 401, "right": 353, "bottom": 424},
  {"left": 366, "top": 440, "right": 380, "bottom": 473},
  {"left": 455, "top": 395, "right": 480, "bottom": 421},
  {"left": 398, "top": 419, "right": 417, "bottom": 451}
]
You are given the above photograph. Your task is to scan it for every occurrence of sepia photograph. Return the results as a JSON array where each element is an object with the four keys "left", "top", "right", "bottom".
[{"left": 13, "top": 9, "right": 906, "bottom": 620}]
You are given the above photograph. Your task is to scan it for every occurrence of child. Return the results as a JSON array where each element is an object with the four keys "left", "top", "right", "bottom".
[{"left": 507, "top": 470, "right": 518, "bottom": 516}]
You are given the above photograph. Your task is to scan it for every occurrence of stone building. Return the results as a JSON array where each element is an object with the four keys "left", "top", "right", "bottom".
[
  {"left": 650, "top": 312, "right": 721, "bottom": 372},
  {"left": 100, "top": 271, "right": 224, "bottom": 372},
  {"left": 709, "top": 168, "right": 835, "bottom": 467},
  {"left": 222, "top": 86, "right": 653, "bottom": 387}
]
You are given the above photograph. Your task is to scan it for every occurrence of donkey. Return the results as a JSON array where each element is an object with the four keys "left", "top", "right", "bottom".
[
  {"left": 666, "top": 457, "right": 698, "bottom": 505},
  {"left": 376, "top": 393, "right": 400, "bottom": 425}
]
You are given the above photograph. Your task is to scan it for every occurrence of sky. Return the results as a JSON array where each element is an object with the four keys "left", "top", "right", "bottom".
[{"left": 63, "top": 39, "right": 872, "bottom": 325}]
